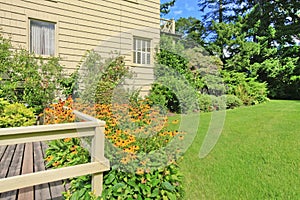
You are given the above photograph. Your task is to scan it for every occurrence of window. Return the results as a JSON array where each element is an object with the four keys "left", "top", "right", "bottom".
[
  {"left": 30, "top": 19, "right": 55, "bottom": 56},
  {"left": 133, "top": 38, "right": 151, "bottom": 65}
]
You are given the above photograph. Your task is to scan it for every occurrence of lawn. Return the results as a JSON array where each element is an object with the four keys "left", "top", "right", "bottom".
[{"left": 178, "top": 100, "right": 300, "bottom": 199}]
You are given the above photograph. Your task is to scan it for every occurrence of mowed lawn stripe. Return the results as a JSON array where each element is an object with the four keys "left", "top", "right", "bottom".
[{"left": 179, "top": 100, "right": 300, "bottom": 200}]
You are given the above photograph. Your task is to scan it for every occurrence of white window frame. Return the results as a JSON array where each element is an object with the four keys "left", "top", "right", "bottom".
[
  {"left": 133, "top": 37, "right": 151, "bottom": 65},
  {"left": 29, "top": 19, "right": 56, "bottom": 56}
]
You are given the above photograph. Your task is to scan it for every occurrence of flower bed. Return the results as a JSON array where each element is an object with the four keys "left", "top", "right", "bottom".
[{"left": 42, "top": 97, "right": 186, "bottom": 199}]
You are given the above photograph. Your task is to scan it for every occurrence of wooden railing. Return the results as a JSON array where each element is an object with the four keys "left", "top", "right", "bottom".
[
  {"left": 0, "top": 110, "right": 110, "bottom": 197},
  {"left": 160, "top": 18, "right": 176, "bottom": 34}
]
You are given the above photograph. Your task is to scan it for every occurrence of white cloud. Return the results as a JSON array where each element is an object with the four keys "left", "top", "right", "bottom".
[
  {"left": 185, "top": 3, "right": 195, "bottom": 11},
  {"left": 174, "top": 10, "right": 183, "bottom": 15}
]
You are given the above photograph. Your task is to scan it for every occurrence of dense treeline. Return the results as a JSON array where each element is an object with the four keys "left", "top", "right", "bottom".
[{"left": 167, "top": 0, "right": 300, "bottom": 99}]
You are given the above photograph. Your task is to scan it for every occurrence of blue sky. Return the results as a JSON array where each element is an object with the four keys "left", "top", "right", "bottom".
[{"left": 162, "top": 0, "right": 200, "bottom": 20}]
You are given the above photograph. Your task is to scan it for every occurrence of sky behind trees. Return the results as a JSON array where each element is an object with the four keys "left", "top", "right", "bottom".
[{"left": 162, "top": 0, "right": 200, "bottom": 19}]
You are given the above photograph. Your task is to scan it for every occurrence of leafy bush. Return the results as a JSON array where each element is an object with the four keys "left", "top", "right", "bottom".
[
  {"left": 197, "top": 94, "right": 213, "bottom": 112},
  {"left": 219, "top": 95, "right": 243, "bottom": 109},
  {"left": 151, "top": 36, "right": 227, "bottom": 113},
  {"left": 197, "top": 94, "right": 226, "bottom": 112},
  {"left": 147, "top": 83, "right": 175, "bottom": 112},
  {"left": 0, "top": 33, "right": 64, "bottom": 113},
  {"left": 78, "top": 51, "right": 130, "bottom": 104},
  {"left": 222, "top": 71, "right": 269, "bottom": 105},
  {"left": 0, "top": 98, "right": 36, "bottom": 128}
]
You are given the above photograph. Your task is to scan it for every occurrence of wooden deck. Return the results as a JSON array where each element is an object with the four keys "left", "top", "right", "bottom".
[{"left": 0, "top": 142, "right": 68, "bottom": 200}]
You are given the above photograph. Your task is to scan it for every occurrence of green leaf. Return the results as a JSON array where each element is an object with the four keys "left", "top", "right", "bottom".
[
  {"left": 150, "top": 188, "right": 160, "bottom": 197},
  {"left": 127, "top": 180, "right": 137, "bottom": 188},
  {"left": 151, "top": 179, "right": 160, "bottom": 187},
  {"left": 112, "top": 183, "right": 126, "bottom": 192},
  {"left": 104, "top": 173, "right": 115, "bottom": 184},
  {"left": 70, "top": 190, "right": 79, "bottom": 200},
  {"left": 166, "top": 191, "right": 176, "bottom": 200},
  {"left": 162, "top": 181, "right": 175, "bottom": 192}
]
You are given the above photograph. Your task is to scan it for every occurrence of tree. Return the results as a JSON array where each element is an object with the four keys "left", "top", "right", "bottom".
[
  {"left": 175, "top": 17, "right": 206, "bottom": 47},
  {"left": 199, "top": 0, "right": 300, "bottom": 99},
  {"left": 160, "top": 0, "right": 176, "bottom": 16}
]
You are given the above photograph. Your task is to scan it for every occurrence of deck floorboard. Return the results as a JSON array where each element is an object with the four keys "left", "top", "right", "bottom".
[{"left": 0, "top": 142, "right": 67, "bottom": 200}]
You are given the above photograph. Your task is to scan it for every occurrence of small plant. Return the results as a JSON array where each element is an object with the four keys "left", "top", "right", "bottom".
[
  {"left": 78, "top": 51, "right": 130, "bottom": 104},
  {"left": 0, "top": 98, "right": 36, "bottom": 128},
  {"left": 101, "top": 164, "right": 183, "bottom": 199},
  {"left": 220, "top": 95, "right": 243, "bottom": 109}
]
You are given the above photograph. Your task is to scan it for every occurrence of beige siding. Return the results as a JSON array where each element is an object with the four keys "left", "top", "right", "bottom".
[{"left": 0, "top": 0, "right": 160, "bottom": 93}]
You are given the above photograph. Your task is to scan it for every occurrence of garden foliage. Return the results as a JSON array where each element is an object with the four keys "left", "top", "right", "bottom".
[
  {"left": 42, "top": 97, "right": 185, "bottom": 199},
  {"left": 0, "top": 98, "right": 36, "bottom": 128},
  {"left": 222, "top": 71, "right": 268, "bottom": 105},
  {"left": 77, "top": 50, "right": 130, "bottom": 104},
  {"left": 0, "top": 33, "right": 74, "bottom": 113}
]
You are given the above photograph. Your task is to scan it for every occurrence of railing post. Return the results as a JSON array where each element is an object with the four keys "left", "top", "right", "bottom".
[
  {"left": 171, "top": 19, "right": 175, "bottom": 34},
  {"left": 91, "top": 122, "right": 106, "bottom": 196}
]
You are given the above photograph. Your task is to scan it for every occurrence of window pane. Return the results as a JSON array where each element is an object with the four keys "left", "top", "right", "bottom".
[
  {"left": 142, "top": 52, "right": 145, "bottom": 64},
  {"left": 137, "top": 39, "right": 141, "bottom": 51},
  {"left": 142, "top": 40, "right": 146, "bottom": 52},
  {"left": 30, "top": 20, "right": 55, "bottom": 56},
  {"left": 147, "top": 53, "right": 150, "bottom": 64},
  {"left": 137, "top": 52, "right": 141, "bottom": 64},
  {"left": 133, "top": 38, "right": 137, "bottom": 51},
  {"left": 146, "top": 41, "right": 150, "bottom": 52},
  {"left": 133, "top": 38, "right": 151, "bottom": 64}
]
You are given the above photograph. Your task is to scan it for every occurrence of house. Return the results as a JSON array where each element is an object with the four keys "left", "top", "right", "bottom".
[{"left": 0, "top": 0, "right": 160, "bottom": 94}]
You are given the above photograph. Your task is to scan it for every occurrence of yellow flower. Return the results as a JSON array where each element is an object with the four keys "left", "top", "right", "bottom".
[
  {"left": 136, "top": 168, "right": 144, "bottom": 175},
  {"left": 71, "top": 150, "right": 78, "bottom": 155},
  {"left": 172, "top": 119, "right": 179, "bottom": 124},
  {"left": 52, "top": 161, "right": 60, "bottom": 167},
  {"left": 120, "top": 156, "right": 130, "bottom": 164},
  {"left": 70, "top": 145, "right": 78, "bottom": 151},
  {"left": 140, "top": 160, "right": 147, "bottom": 166},
  {"left": 141, "top": 177, "right": 147, "bottom": 184},
  {"left": 64, "top": 138, "right": 71, "bottom": 143},
  {"left": 46, "top": 155, "right": 54, "bottom": 162}
]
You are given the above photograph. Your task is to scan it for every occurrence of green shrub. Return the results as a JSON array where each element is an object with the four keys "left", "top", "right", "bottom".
[
  {"left": 153, "top": 36, "right": 199, "bottom": 113},
  {"left": 0, "top": 98, "right": 36, "bottom": 127},
  {"left": 44, "top": 138, "right": 94, "bottom": 200},
  {"left": 220, "top": 95, "right": 243, "bottom": 109},
  {"left": 78, "top": 51, "right": 130, "bottom": 104},
  {"left": 147, "top": 83, "right": 173, "bottom": 112},
  {"left": 0, "top": 33, "right": 64, "bottom": 113},
  {"left": 222, "top": 71, "right": 269, "bottom": 105},
  {"left": 197, "top": 94, "right": 213, "bottom": 112}
]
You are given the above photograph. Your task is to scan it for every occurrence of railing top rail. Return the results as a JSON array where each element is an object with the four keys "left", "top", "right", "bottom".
[
  {"left": 73, "top": 110, "right": 102, "bottom": 122},
  {"left": 160, "top": 18, "right": 174, "bottom": 22},
  {"left": 0, "top": 109, "right": 105, "bottom": 137}
]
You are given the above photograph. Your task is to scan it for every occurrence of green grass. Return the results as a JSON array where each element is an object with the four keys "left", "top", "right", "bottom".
[{"left": 177, "top": 100, "right": 300, "bottom": 199}]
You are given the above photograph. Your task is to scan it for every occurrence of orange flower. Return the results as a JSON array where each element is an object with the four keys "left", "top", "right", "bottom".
[
  {"left": 140, "top": 160, "right": 147, "bottom": 166},
  {"left": 141, "top": 177, "right": 147, "bottom": 184},
  {"left": 46, "top": 155, "right": 54, "bottom": 162},
  {"left": 71, "top": 150, "right": 78, "bottom": 155},
  {"left": 172, "top": 119, "right": 179, "bottom": 124},
  {"left": 136, "top": 168, "right": 144, "bottom": 175},
  {"left": 64, "top": 138, "right": 72, "bottom": 143},
  {"left": 70, "top": 145, "right": 78, "bottom": 151},
  {"left": 52, "top": 161, "right": 60, "bottom": 167},
  {"left": 120, "top": 156, "right": 130, "bottom": 164}
]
